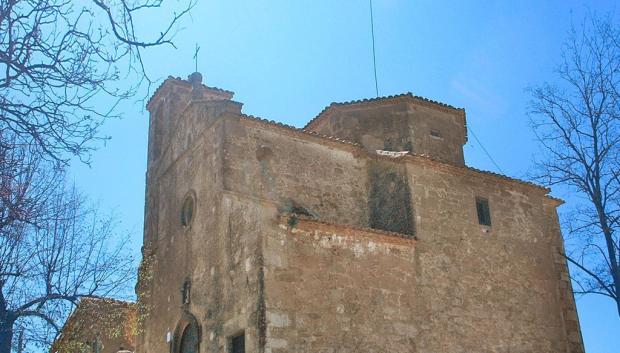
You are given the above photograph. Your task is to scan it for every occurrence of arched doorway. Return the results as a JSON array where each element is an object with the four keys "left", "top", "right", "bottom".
[
  {"left": 179, "top": 322, "right": 199, "bottom": 353},
  {"left": 172, "top": 312, "right": 200, "bottom": 353}
]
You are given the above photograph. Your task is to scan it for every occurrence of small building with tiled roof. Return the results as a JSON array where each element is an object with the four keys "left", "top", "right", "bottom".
[
  {"left": 137, "top": 73, "right": 584, "bottom": 353},
  {"left": 52, "top": 298, "right": 136, "bottom": 353}
]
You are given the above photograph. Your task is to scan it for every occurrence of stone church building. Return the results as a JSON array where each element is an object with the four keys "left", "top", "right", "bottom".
[{"left": 136, "top": 72, "right": 584, "bottom": 353}]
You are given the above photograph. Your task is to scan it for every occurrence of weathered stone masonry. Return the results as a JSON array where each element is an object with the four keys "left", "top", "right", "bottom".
[{"left": 137, "top": 73, "right": 584, "bottom": 353}]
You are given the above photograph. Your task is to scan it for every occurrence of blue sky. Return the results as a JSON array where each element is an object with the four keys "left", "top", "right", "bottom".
[{"left": 70, "top": 1, "right": 619, "bottom": 351}]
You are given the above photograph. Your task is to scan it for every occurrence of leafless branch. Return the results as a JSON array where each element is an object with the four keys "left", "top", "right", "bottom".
[
  {"left": 0, "top": 0, "right": 195, "bottom": 164},
  {"left": 0, "top": 134, "right": 135, "bottom": 353}
]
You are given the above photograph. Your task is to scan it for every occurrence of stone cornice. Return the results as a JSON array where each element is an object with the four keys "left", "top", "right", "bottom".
[{"left": 278, "top": 214, "right": 416, "bottom": 247}]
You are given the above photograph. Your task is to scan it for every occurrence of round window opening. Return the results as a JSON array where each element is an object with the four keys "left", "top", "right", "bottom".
[{"left": 181, "top": 194, "right": 195, "bottom": 227}]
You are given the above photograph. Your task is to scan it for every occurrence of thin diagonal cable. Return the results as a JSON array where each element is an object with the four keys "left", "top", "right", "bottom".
[
  {"left": 468, "top": 126, "right": 506, "bottom": 175},
  {"left": 369, "top": 0, "right": 379, "bottom": 97}
]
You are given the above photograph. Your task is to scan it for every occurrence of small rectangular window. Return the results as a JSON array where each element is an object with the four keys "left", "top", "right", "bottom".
[
  {"left": 430, "top": 128, "right": 443, "bottom": 139},
  {"left": 476, "top": 197, "right": 491, "bottom": 226},
  {"left": 230, "top": 333, "right": 245, "bottom": 353}
]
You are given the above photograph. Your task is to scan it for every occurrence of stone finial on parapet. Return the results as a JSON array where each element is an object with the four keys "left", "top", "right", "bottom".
[
  {"left": 188, "top": 71, "right": 203, "bottom": 84},
  {"left": 189, "top": 72, "right": 203, "bottom": 99}
]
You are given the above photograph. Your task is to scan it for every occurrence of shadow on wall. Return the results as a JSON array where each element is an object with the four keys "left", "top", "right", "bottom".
[{"left": 368, "top": 159, "right": 415, "bottom": 236}]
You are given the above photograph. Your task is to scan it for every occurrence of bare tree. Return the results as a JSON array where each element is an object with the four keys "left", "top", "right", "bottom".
[
  {"left": 0, "top": 1, "right": 193, "bottom": 351},
  {"left": 0, "top": 134, "right": 135, "bottom": 353},
  {"left": 0, "top": 0, "right": 194, "bottom": 163},
  {"left": 528, "top": 14, "right": 620, "bottom": 317}
]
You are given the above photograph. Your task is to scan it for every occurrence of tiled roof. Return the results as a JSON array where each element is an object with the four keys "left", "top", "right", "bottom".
[
  {"left": 51, "top": 297, "right": 136, "bottom": 353},
  {"left": 304, "top": 92, "right": 465, "bottom": 130}
]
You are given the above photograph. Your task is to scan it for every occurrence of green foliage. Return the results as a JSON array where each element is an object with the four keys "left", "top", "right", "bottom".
[{"left": 136, "top": 244, "right": 157, "bottom": 336}]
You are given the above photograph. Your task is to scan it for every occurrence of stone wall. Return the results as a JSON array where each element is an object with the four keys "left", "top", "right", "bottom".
[
  {"left": 254, "top": 154, "right": 582, "bottom": 352},
  {"left": 368, "top": 158, "right": 415, "bottom": 235},
  {"left": 406, "top": 159, "right": 581, "bottom": 352},
  {"left": 221, "top": 117, "right": 369, "bottom": 228},
  {"left": 263, "top": 216, "right": 417, "bottom": 353}
]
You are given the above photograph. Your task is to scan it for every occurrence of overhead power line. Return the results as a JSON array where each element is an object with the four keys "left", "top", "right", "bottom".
[
  {"left": 468, "top": 126, "right": 506, "bottom": 175},
  {"left": 366, "top": 3, "right": 502, "bottom": 176},
  {"left": 369, "top": 0, "right": 379, "bottom": 97}
]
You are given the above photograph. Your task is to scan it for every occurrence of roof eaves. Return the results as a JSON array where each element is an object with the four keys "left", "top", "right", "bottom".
[
  {"left": 146, "top": 76, "right": 177, "bottom": 109},
  {"left": 235, "top": 110, "right": 546, "bottom": 197},
  {"left": 403, "top": 152, "right": 549, "bottom": 192},
  {"left": 238, "top": 114, "right": 361, "bottom": 148},
  {"left": 465, "top": 165, "right": 549, "bottom": 192},
  {"left": 146, "top": 76, "right": 234, "bottom": 109},
  {"left": 304, "top": 92, "right": 465, "bottom": 130}
]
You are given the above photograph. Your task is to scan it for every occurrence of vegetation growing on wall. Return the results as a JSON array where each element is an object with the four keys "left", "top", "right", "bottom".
[
  {"left": 51, "top": 299, "right": 136, "bottom": 353},
  {"left": 136, "top": 244, "right": 157, "bottom": 336}
]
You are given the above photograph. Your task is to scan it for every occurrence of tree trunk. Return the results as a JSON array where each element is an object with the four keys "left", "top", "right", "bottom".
[
  {"left": 0, "top": 315, "right": 14, "bottom": 353},
  {"left": 595, "top": 204, "right": 620, "bottom": 317},
  {"left": 0, "top": 285, "right": 14, "bottom": 353},
  {"left": 603, "top": 227, "right": 620, "bottom": 317}
]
